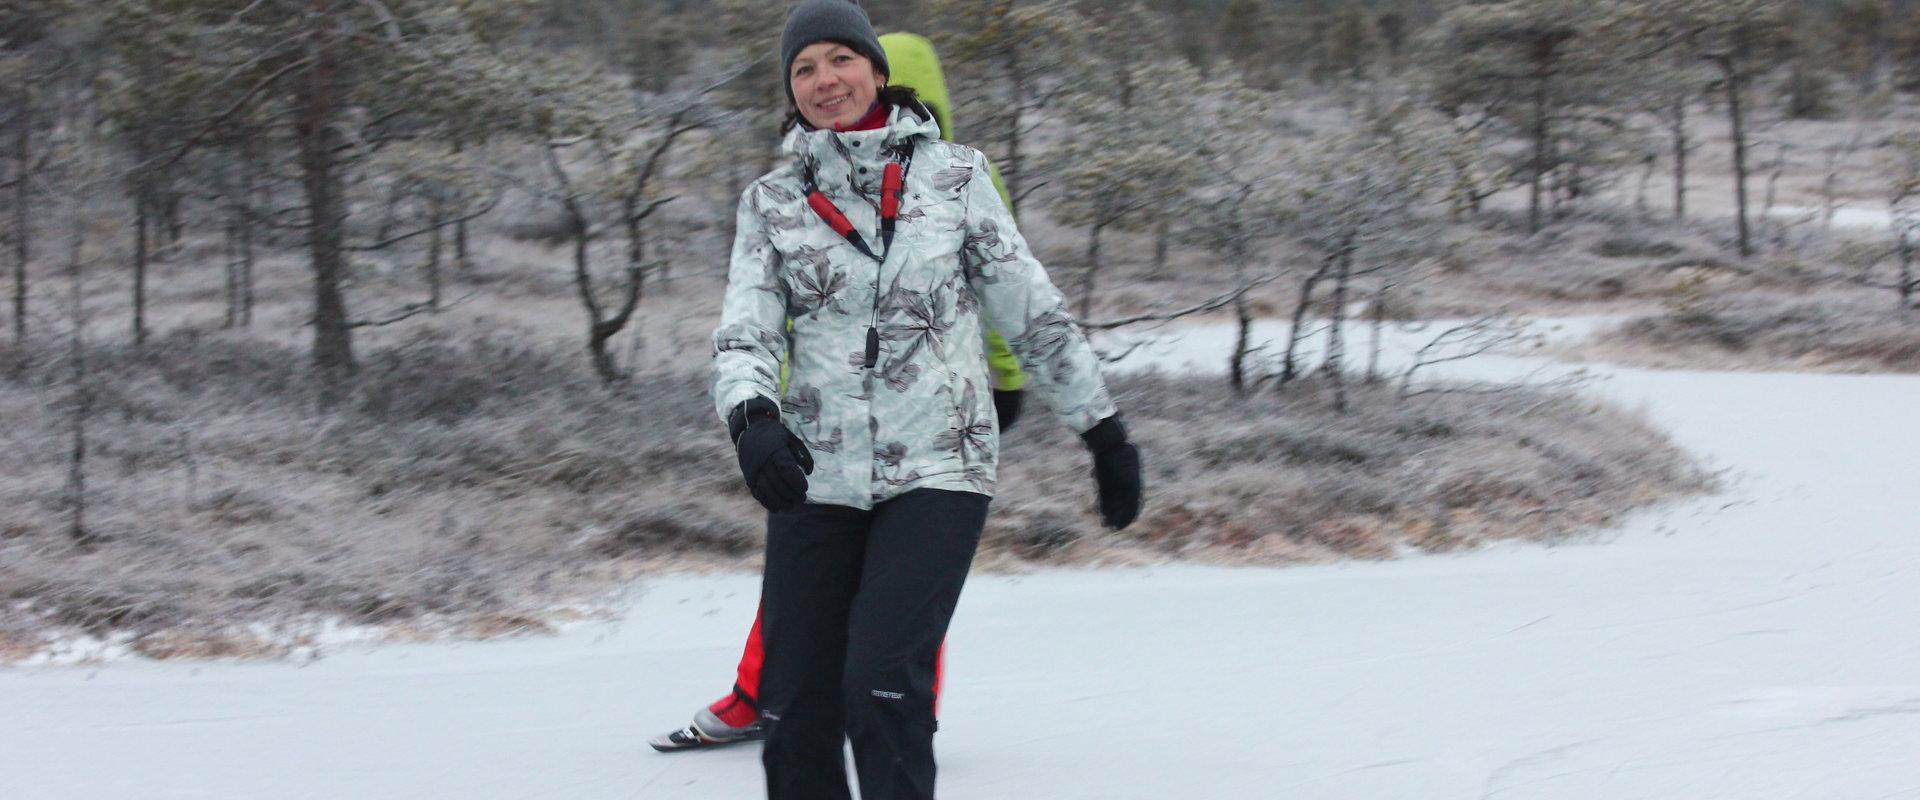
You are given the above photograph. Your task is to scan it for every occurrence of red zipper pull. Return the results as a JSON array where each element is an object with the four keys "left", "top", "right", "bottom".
[{"left": 880, "top": 162, "right": 902, "bottom": 220}]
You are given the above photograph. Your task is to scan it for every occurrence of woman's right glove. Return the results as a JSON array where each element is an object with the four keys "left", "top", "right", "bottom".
[
  {"left": 1079, "top": 415, "right": 1142, "bottom": 530},
  {"left": 728, "top": 397, "right": 814, "bottom": 513}
]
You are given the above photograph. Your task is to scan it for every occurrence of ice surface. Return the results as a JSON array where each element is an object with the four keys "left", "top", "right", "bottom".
[{"left": 5, "top": 319, "right": 1918, "bottom": 799}]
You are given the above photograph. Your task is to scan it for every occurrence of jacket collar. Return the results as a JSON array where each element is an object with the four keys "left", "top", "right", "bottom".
[{"left": 781, "top": 102, "right": 940, "bottom": 196}]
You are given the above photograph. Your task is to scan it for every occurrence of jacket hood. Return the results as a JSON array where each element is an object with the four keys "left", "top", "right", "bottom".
[{"left": 878, "top": 33, "right": 954, "bottom": 140}]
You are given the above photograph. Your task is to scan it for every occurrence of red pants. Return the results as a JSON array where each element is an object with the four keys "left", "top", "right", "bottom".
[{"left": 707, "top": 603, "right": 945, "bottom": 727}]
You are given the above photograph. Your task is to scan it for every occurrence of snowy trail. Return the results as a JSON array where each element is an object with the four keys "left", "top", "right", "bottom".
[{"left": 6, "top": 322, "right": 1920, "bottom": 799}]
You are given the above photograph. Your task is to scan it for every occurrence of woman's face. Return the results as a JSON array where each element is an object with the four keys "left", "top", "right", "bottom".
[{"left": 790, "top": 42, "right": 885, "bottom": 131}]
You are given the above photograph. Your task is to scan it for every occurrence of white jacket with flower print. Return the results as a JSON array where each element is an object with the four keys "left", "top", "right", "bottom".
[{"left": 712, "top": 103, "right": 1117, "bottom": 510}]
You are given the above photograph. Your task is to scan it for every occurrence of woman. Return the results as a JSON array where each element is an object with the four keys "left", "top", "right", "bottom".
[
  {"left": 654, "top": 30, "right": 1024, "bottom": 756},
  {"left": 710, "top": 2, "right": 1142, "bottom": 798}
]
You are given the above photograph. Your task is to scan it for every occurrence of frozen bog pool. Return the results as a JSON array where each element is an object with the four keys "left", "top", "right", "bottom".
[{"left": 5, "top": 320, "right": 1919, "bottom": 799}]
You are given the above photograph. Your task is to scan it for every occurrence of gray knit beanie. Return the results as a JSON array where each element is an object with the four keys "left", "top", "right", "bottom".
[{"left": 780, "top": 0, "right": 890, "bottom": 101}]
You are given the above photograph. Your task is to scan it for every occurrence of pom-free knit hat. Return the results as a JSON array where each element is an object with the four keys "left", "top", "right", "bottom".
[{"left": 781, "top": 0, "right": 890, "bottom": 102}]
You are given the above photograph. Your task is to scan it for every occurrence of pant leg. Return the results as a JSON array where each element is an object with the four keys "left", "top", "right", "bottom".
[
  {"left": 843, "top": 489, "right": 989, "bottom": 800},
  {"left": 734, "top": 603, "right": 768, "bottom": 705},
  {"left": 760, "top": 503, "right": 870, "bottom": 800}
]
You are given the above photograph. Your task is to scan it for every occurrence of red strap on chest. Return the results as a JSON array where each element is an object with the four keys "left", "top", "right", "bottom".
[{"left": 806, "top": 191, "right": 856, "bottom": 237}]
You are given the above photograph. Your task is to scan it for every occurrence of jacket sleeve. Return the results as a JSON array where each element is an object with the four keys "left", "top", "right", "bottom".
[
  {"left": 979, "top": 157, "right": 1027, "bottom": 392},
  {"left": 711, "top": 183, "right": 790, "bottom": 423},
  {"left": 959, "top": 148, "right": 1116, "bottom": 433}
]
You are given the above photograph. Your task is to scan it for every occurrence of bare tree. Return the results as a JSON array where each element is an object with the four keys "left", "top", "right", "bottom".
[
  {"left": 1615, "top": 0, "right": 1788, "bottom": 258},
  {"left": 1274, "top": 107, "right": 1439, "bottom": 412},
  {"left": 931, "top": 0, "right": 1082, "bottom": 215},
  {"left": 1819, "top": 124, "right": 1869, "bottom": 231},
  {"left": 1050, "top": 47, "right": 1205, "bottom": 319},
  {"left": 1429, "top": 0, "right": 1619, "bottom": 234},
  {"left": 1398, "top": 314, "right": 1532, "bottom": 399},
  {"left": 107, "top": 0, "right": 559, "bottom": 394},
  {"left": 537, "top": 63, "right": 719, "bottom": 384},
  {"left": 1175, "top": 81, "right": 1291, "bottom": 393},
  {"left": 1, "top": 2, "right": 68, "bottom": 345}
]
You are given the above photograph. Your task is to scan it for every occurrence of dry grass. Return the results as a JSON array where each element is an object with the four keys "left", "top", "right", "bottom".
[
  {"left": 1595, "top": 290, "right": 1920, "bottom": 373},
  {"left": 980, "top": 373, "right": 1712, "bottom": 569},
  {"left": 0, "top": 331, "right": 764, "bottom": 659},
  {"left": 0, "top": 331, "right": 1711, "bottom": 662}
]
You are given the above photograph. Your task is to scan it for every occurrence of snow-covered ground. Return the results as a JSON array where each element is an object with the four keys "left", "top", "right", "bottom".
[
  {"left": 6, "top": 319, "right": 1919, "bottom": 799},
  {"left": 1769, "top": 204, "right": 1898, "bottom": 232}
]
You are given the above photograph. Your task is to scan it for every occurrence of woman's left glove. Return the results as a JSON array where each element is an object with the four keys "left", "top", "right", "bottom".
[
  {"left": 993, "top": 389, "right": 1024, "bottom": 432},
  {"left": 1079, "top": 415, "right": 1142, "bottom": 530},
  {"left": 728, "top": 397, "right": 814, "bottom": 513}
]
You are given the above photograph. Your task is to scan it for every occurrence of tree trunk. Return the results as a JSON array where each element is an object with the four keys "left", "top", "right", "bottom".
[
  {"left": 132, "top": 192, "right": 149, "bottom": 347},
  {"left": 425, "top": 196, "right": 444, "bottom": 311},
  {"left": 1325, "top": 248, "right": 1352, "bottom": 414},
  {"left": 1228, "top": 239, "right": 1250, "bottom": 394},
  {"left": 1528, "top": 57, "right": 1552, "bottom": 234},
  {"left": 295, "top": 38, "right": 356, "bottom": 387},
  {"left": 1153, "top": 217, "right": 1169, "bottom": 277},
  {"left": 452, "top": 137, "right": 472, "bottom": 273},
  {"left": 1006, "top": 52, "right": 1027, "bottom": 216},
  {"left": 223, "top": 157, "right": 254, "bottom": 328},
  {"left": 1635, "top": 155, "right": 1654, "bottom": 217},
  {"left": 624, "top": 195, "right": 647, "bottom": 300},
  {"left": 1366, "top": 283, "right": 1389, "bottom": 384},
  {"left": 588, "top": 339, "right": 618, "bottom": 383},
  {"left": 223, "top": 217, "right": 238, "bottom": 328},
  {"left": 11, "top": 83, "right": 29, "bottom": 345},
  {"left": 1899, "top": 228, "right": 1915, "bottom": 311},
  {"left": 1672, "top": 95, "right": 1688, "bottom": 220},
  {"left": 161, "top": 190, "right": 185, "bottom": 252},
  {"left": 371, "top": 181, "right": 405, "bottom": 245},
  {"left": 1078, "top": 222, "right": 1102, "bottom": 320},
  {"left": 239, "top": 141, "right": 259, "bottom": 327},
  {"left": 1279, "top": 253, "right": 1336, "bottom": 389},
  {"left": 65, "top": 228, "right": 93, "bottom": 550},
  {"left": 1721, "top": 57, "right": 1754, "bottom": 257},
  {"left": 1762, "top": 147, "right": 1785, "bottom": 248}
]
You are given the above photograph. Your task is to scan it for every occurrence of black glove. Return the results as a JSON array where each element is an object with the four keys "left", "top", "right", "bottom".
[
  {"left": 728, "top": 397, "right": 814, "bottom": 513},
  {"left": 1080, "top": 415, "right": 1142, "bottom": 530},
  {"left": 993, "top": 389, "right": 1024, "bottom": 432}
]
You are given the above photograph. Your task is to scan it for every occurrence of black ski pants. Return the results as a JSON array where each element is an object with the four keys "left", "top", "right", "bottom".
[{"left": 759, "top": 488, "right": 989, "bottom": 800}]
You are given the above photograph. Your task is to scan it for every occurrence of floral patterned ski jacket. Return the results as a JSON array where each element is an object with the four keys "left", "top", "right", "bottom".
[{"left": 712, "top": 103, "right": 1117, "bottom": 510}]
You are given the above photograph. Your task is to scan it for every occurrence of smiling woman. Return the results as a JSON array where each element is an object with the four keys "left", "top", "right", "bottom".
[{"left": 707, "top": 1, "right": 1143, "bottom": 798}]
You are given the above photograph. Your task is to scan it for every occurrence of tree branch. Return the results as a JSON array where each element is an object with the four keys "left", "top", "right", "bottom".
[
  {"left": 345, "top": 190, "right": 502, "bottom": 251},
  {"left": 1080, "top": 274, "right": 1279, "bottom": 331}
]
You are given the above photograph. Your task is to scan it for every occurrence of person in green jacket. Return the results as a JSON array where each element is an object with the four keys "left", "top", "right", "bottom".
[{"left": 650, "top": 29, "right": 1027, "bottom": 754}]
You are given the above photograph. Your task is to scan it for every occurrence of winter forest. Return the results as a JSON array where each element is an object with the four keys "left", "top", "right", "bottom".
[{"left": 5, "top": 1, "right": 1920, "bottom": 797}]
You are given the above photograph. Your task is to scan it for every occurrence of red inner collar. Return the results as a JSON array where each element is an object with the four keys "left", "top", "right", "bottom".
[{"left": 833, "top": 102, "right": 889, "bottom": 132}]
